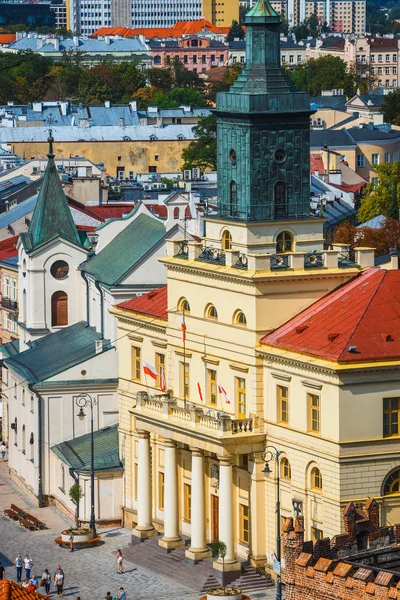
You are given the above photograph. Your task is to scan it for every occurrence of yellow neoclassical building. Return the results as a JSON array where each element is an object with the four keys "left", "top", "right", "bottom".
[{"left": 112, "top": 0, "right": 400, "bottom": 584}]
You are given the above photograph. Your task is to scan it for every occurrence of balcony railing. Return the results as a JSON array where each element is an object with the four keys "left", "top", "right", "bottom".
[
  {"left": 196, "top": 247, "right": 226, "bottom": 266},
  {"left": 1, "top": 297, "right": 18, "bottom": 312},
  {"left": 135, "top": 392, "right": 254, "bottom": 436}
]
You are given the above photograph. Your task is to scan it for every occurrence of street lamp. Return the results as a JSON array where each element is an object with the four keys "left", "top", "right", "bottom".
[
  {"left": 75, "top": 393, "right": 97, "bottom": 535},
  {"left": 262, "top": 445, "right": 282, "bottom": 600}
]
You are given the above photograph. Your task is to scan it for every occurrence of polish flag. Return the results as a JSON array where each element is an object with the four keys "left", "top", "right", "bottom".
[
  {"left": 218, "top": 384, "right": 230, "bottom": 404},
  {"left": 196, "top": 376, "right": 203, "bottom": 402},
  {"left": 161, "top": 368, "right": 167, "bottom": 392},
  {"left": 181, "top": 312, "right": 187, "bottom": 343},
  {"left": 143, "top": 361, "right": 157, "bottom": 380}
]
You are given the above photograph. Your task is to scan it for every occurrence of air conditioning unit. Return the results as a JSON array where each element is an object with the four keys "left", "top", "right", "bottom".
[
  {"left": 144, "top": 184, "right": 151, "bottom": 190},
  {"left": 184, "top": 169, "right": 191, "bottom": 180},
  {"left": 152, "top": 184, "right": 158, "bottom": 189},
  {"left": 32, "top": 167, "right": 37, "bottom": 173},
  {"left": 192, "top": 167, "right": 201, "bottom": 180},
  {"left": 161, "top": 183, "right": 167, "bottom": 189}
]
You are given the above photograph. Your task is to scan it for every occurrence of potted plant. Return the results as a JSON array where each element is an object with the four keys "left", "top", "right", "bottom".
[
  {"left": 69, "top": 483, "right": 83, "bottom": 528},
  {"left": 61, "top": 527, "right": 95, "bottom": 543},
  {"left": 208, "top": 541, "right": 243, "bottom": 600}
]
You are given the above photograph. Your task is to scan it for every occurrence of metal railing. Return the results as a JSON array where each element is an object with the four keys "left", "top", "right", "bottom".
[
  {"left": 232, "top": 253, "right": 248, "bottom": 270},
  {"left": 1, "top": 297, "right": 18, "bottom": 312},
  {"left": 247, "top": 551, "right": 275, "bottom": 586},
  {"left": 304, "top": 251, "right": 324, "bottom": 269},
  {"left": 270, "top": 254, "right": 290, "bottom": 270},
  {"left": 196, "top": 247, "right": 226, "bottom": 266},
  {"left": 174, "top": 240, "right": 188, "bottom": 259}
]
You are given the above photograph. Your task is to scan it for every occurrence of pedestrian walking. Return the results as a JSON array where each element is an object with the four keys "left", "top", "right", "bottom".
[
  {"left": 69, "top": 532, "right": 74, "bottom": 552},
  {"left": 15, "top": 553, "right": 23, "bottom": 582},
  {"left": 54, "top": 568, "right": 64, "bottom": 597},
  {"left": 0, "top": 441, "right": 6, "bottom": 462},
  {"left": 115, "top": 549, "right": 124, "bottom": 574},
  {"left": 24, "top": 555, "right": 33, "bottom": 580},
  {"left": 0, "top": 561, "right": 5, "bottom": 580},
  {"left": 41, "top": 569, "right": 52, "bottom": 595},
  {"left": 117, "top": 588, "right": 126, "bottom": 600},
  {"left": 105, "top": 592, "right": 113, "bottom": 600}
]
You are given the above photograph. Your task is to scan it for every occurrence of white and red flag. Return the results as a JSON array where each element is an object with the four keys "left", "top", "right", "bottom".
[
  {"left": 143, "top": 361, "right": 157, "bottom": 380},
  {"left": 218, "top": 384, "right": 230, "bottom": 404},
  {"left": 161, "top": 368, "right": 167, "bottom": 392},
  {"left": 196, "top": 376, "right": 203, "bottom": 402},
  {"left": 181, "top": 312, "right": 187, "bottom": 343}
]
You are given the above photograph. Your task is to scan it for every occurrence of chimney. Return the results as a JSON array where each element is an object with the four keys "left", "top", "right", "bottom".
[
  {"left": 390, "top": 248, "right": 399, "bottom": 269},
  {"left": 104, "top": 100, "right": 111, "bottom": 108},
  {"left": 129, "top": 100, "right": 137, "bottom": 112},
  {"left": 73, "top": 35, "right": 79, "bottom": 47},
  {"left": 120, "top": 117, "right": 125, "bottom": 128},
  {"left": 53, "top": 38, "right": 60, "bottom": 51},
  {"left": 105, "top": 35, "right": 110, "bottom": 45},
  {"left": 95, "top": 339, "right": 104, "bottom": 354}
]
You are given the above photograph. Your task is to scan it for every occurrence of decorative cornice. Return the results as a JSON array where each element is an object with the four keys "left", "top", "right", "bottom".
[
  {"left": 175, "top": 349, "right": 192, "bottom": 358},
  {"left": 301, "top": 380, "right": 323, "bottom": 390},
  {"left": 271, "top": 372, "right": 292, "bottom": 382},
  {"left": 151, "top": 340, "right": 168, "bottom": 349},
  {"left": 201, "top": 356, "right": 220, "bottom": 366},
  {"left": 229, "top": 363, "right": 249, "bottom": 373},
  {"left": 128, "top": 334, "right": 144, "bottom": 343}
]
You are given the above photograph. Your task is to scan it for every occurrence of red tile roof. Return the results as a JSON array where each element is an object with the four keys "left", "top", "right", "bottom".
[
  {"left": 87, "top": 205, "right": 135, "bottom": 220},
  {"left": 330, "top": 181, "right": 366, "bottom": 194},
  {"left": 261, "top": 268, "right": 400, "bottom": 363},
  {"left": 0, "top": 235, "right": 18, "bottom": 261},
  {"left": 0, "top": 580, "right": 47, "bottom": 600},
  {"left": 0, "top": 33, "right": 16, "bottom": 45},
  {"left": 117, "top": 286, "right": 168, "bottom": 319},
  {"left": 92, "top": 20, "right": 229, "bottom": 39},
  {"left": 310, "top": 153, "right": 325, "bottom": 175}
]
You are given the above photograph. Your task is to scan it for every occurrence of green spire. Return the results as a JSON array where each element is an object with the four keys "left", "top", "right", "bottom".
[
  {"left": 246, "top": 0, "right": 279, "bottom": 19},
  {"left": 25, "top": 134, "right": 84, "bottom": 252}
]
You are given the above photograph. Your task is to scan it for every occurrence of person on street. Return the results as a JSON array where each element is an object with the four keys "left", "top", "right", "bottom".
[
  {"left": 0, "top": 441, "right": 6, "bottom": 462},
  {"left": 15, "top": 554, "right": 23, "bottom": 582},
  {"left": 41, "top": 569, "right": 52, "bottom": 595},
  {"left": 117, "top": 587, "right": 126, "bottom": 600},
  {"left": 54, "top": 568, "right": 64, "bottom": 597},
  {"left": 69, "top": 532, "right": 74, "bottom": 552},
  {"left": 24, "top": 555, "right": 33, "bottom": 580},
  {"left": 116, "top": 549, "right": 124, "bottom": 574},
  {"left": 27, "top": 581, "right": 36, "bottom": 593},
  {"left": 0, "top": 561, "right": 5, "bottom": 580},
  {"left": 30, "top": 575, "right": 39, "bottom": 589},
  {"left": 22, "top": 579, "right": 29, "bottom": 588},
  {"left": 105, "top": 592, "right": 113, "bottom": 600}
]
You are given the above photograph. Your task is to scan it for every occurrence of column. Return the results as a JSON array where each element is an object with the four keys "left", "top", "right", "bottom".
[
  {"left": 185, "top": 448, "right": 212, "bottom": 562},
  {"left": 159, "top": 439, "right": 184, "bottom": 550},
  {"left": 249, "top": 452, "right": 266, "bottom": 560},
  {"left": 132, "top": 430, "right": 156, "bottom": 541},
  {"left": 213, "top": 455, "right": 240, "bottom": 582}
]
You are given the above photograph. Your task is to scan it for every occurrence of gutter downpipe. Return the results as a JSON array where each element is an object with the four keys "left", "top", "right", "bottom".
[
  {"left": 80, "top": 270, "right": 90, "bottom": 325},
  {"left": 94, "top": 279, "right": 104, "bottom": 339},
  {"left": 28, "top": 383, "right": 43, "bottom": 507}
]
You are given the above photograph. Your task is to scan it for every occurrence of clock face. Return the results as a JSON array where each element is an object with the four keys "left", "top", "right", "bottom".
[
  {"left": 51, "top": 260, "right": 69, "bottom": 280},
  {"left": 274, "top": 149, "right": 287, "bottom": 163},
  {"left": 230, "top": 149, "right": 237, "bottom": 165}
]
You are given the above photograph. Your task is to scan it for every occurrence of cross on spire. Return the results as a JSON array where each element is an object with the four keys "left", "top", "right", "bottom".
[{"left": 44, "top": 112, "right": 58, "bottom": 158}]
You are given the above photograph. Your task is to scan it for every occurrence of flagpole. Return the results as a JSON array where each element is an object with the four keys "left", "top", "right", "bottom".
[{"left": 183, "top": 308, "right": 187, "bottom": 410}]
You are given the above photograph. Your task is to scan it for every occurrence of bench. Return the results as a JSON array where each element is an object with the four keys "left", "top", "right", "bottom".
[
  {"left": 19, "top": 517, "right": 38, "bottom": 531},
  {"left": 54, "top": 535, "right": 101, "bottom": 549},
  {"left": 24, "top": 513, "right": 46, "bottom": 530},
  {"left": 4, "top": 508, "right": 19, "bottom": 521}
]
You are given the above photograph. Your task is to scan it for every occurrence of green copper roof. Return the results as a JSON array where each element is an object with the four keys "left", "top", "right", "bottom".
[
  {"left": 21, "top": 152, "right": 85, "bottom": 253},
  {"left": 81, "top": 213, "right": 167, "bottom": 286},
  {"left": 246, "top": 0, "right": 279, "bottom": 19},
  {"left": 51, "top": 424, "right": 122, "bottom": 473},
  {"left": 4, "top": 321, "right": 113, "bottom": 383},
  {"left": 0, "top": 338, "right": 20, "bottom": 359}
]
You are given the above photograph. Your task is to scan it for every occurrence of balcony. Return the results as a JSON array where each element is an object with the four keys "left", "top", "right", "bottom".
[
  {"left": 1, "top": 297, "right": 18, "bottom": 313},
  {"left": 134, "top": 391, "right": 260, "bottom": 440}
]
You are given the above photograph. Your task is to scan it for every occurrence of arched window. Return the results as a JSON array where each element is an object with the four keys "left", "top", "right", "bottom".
[
  {"left": 222, "top": 230, "right": 232, "bottom": 250},
  {"left": 276, "top": 231, "right": 293, "bottom": 253},
  {"left": 311, "top": 467, "right": 322, "bottom": 491},
  {"left": 233, "top": 310, "right": 247, "bottom": 326},
  {"left": 153, "top": 55, "right": 161, "bottom": 64},
  {"left": 281, "top": 458, "right": 291, "bottom": 480},
  {"left": 229, "top": 181, "right": 238, "bottom": 217},
  {"left": 174, "top": 207, "right": 180, "bottom": 219},
  {"left": 178, "top": 297, "right": 190, "bottom": 313},
  {"left": 51, "top": 291, "right": 68, "bottom": 327},
  {"left": 384, "top": 469, "right": 400, "bottom": 495},
  {"left": 205, "top": 304, "right": 218, "bottom": 320},
  {"left": 274, "top": 181, "right": 287, "bottom": 218}
]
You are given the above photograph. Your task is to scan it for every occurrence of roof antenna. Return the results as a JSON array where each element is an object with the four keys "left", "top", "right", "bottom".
[{"left": 44, "top": 112, "right": 58, "bottom": 159}]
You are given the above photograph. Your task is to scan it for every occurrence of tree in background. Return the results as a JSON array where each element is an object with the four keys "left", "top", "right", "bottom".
[
  {"left": 382, "top": 90, "right": 400, "bottom": 125},
  {"left": 207, "top": 63, "right": 242, "bottom": 103},
  {"left": 289, "top": 55, "right": 356, "bottom": 97},
  {"left": 227, "top": 20, "right": 245, "bottom": 41},
  {"left": 182, "top": 114, "right": 217, "bottom": 171},
  {"left": 358, "top": 162, "right": 400, "bottom": 223},
  {"left": 334, "top": 218, "right": 400, "bottom": 255},
  {"left": 292, "top": 14, "right": 327, "bottom": 41}
]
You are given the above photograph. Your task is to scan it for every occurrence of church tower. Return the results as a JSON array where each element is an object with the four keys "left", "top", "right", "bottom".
[{"left": 207, "top": 0, "right": 321, "bottom": 255}]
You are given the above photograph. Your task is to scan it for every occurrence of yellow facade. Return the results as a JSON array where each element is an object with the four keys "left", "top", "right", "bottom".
[
  {"left": 202, "top": 0, "right": 239, "bottom": 26},
  {"left": 7, "top": 139, "right": 191, "bottom": 178}
]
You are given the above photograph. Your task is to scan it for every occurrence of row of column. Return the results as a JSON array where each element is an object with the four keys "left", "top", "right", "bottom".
[{"left": 134, "top": 430, "right": 237, "bottom": 565}]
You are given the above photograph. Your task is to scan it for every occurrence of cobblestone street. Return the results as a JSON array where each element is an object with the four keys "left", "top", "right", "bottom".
[{"left": 0, "top": 461, "right": 277, "bottom": 600}]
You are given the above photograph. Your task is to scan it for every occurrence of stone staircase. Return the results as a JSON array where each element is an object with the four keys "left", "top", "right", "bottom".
[{"left": 123, "top": 535, "right": 276, "bottom": 596}]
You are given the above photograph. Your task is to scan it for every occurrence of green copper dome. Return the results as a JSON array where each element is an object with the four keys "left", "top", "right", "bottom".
[{"left": 246, "top": 0, "right": 279, "bottom": 20}]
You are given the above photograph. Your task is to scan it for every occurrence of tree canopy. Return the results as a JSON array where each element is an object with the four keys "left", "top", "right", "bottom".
[
  {"left": 289, "top": 55, "right": 357, "bottom": 97},
  {"left": 382, "top": 90, "right": 400, "bottom": 125},
  {"left": 358, "top": 162, "right": 400, "bottom": 223},
  {"left": 334, "top": 217, "right": 400, "bottom": 255},
  {"left": 182, "top": 114, "right": 217, "bottom": 171}
]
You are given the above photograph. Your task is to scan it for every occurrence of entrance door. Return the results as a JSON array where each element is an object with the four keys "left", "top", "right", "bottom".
[{"left": 211, "top": 495, "right": 219, "bottom": 541}]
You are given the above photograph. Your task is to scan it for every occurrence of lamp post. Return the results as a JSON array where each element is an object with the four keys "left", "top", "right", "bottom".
[
  {"left": 262, "top": 445, "right": 282, "bottom": 600},
  {"left": 76, "top": 394, "right": 97, "bottom": 536}
]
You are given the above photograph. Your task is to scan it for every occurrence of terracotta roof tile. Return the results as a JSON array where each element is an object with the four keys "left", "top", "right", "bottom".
[
  {"left": 314, "top": 558, "right": 333, "bottom": 572},
  {"left": 261, "top": 269, "right": 400, "bottom": 362},
  {"left": 305, "top": 566, "right": 315, "bottom": 578},
  {"left": 375, "top": 571, "right": 394, "bottom": 586},
  {"left": 117, "top": 286, "right": 168, "bottom": 320},
  {"left": 388, "top": 587, "right": 398, "bottom": 599},
  {"left": 333, "top": 563, "right": 353, "bottom": 577},
  {"left": 353, "top": 568, "right": 373, "bottom": 581},
  {"left": 366, "top": 582, "right": 377, "bottom": 595},
  {"left": 92, "top": 20, "right": 229, "bottom": 39},
  {"left": 310, "top": 153, "right": 325, "bottom": 175},
  {"left": 325, "top": 572, "right": 334, "bottom": 584},
  {"left": 296, "top": 552, "right": 312, "bottom": 567},
  {"left": 345, "top": 577, "right": 354, "bottom": 588},
  {"left": 0, "top": 580, "right": 48, "bottom": 600}
]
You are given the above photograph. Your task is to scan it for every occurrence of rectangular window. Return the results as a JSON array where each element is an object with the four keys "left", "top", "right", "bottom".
[
  {"left": 383, "top": 398, "right": 400, "bottom": 437},
  {"left": 370, "top": 54, "right": 375, "bottom": 62},
  {"left": 236, "top": 377, "right": 246, "bottom": 418},
  {"left": 207, "top": 369, "right": 217, "bottom": 405},
  {"left": 155, "top": 353, "right": 165, "bottom": 390},
  {"left": 149, "top": 166, "right": 157, "bottom": 173},
  {"left": 277, "top": 385, "right": 289, "bottom": 424},
  {"left": 393, "top": 67, "right": 397, "bottom": 75},
  {"left": 394, "top": 54, "right": 397, "bottom": 62},
  {"left": 181, "top": 361, "right": 190, "bottom": 399},
  {"left": 386, "top": 54, "right": 390, "bottom": 62},
  {"left": 158, "top": 471, "right": 164, "bottom": 510},
  {"left": 385, "top": 152, "right": 391, "bottom": 163},
  {"left": 356, "top": 154, "right": 365, "bottom": 168},
  {"left": 289, "top": 54, "right": 294, "bottom": 63},
  {"left": 131, "top": 346, "right": 141, "bottom": 381},
  {"left": 386, "top": 67, "right": 390, "bottom": 75},
  {"left": 378, "top": 54, "right": 383, "bottom": 62},
  {"left": 372, "top": 153, "right": 380, "bottom": 165},
  {"left": 183, "top": 483, "right": 191, "bottom": 520},
  {"left": 311, "top": 527, "right": 323, "bottom": 542},
  {"left": 308, "top": 393, "right": 320, "bottom": 434},
  {"left": 239, "top": 504, "right": 249, "bottom": 544}
]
